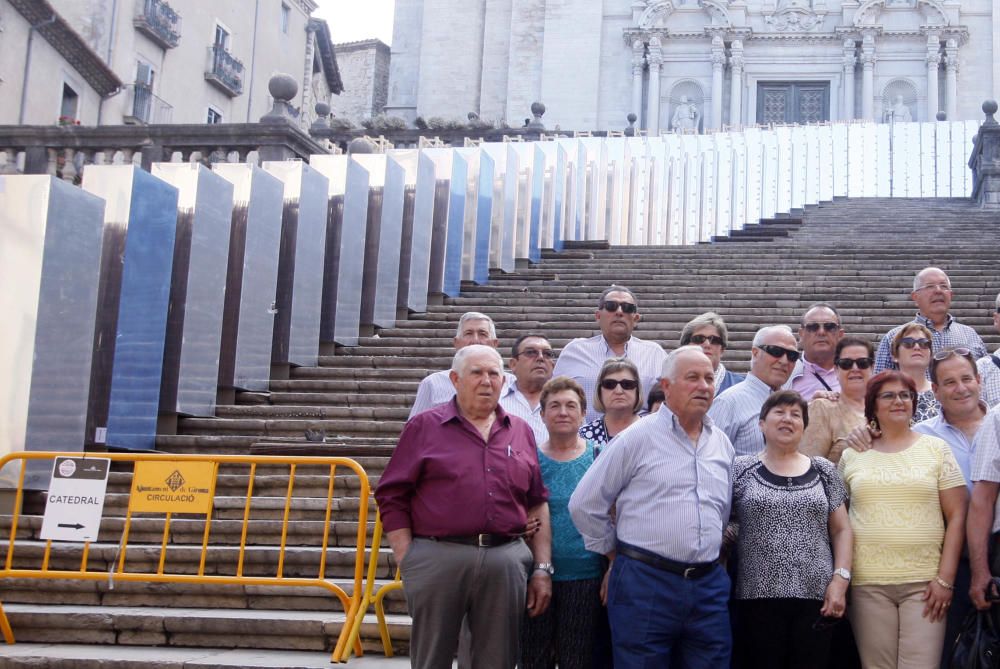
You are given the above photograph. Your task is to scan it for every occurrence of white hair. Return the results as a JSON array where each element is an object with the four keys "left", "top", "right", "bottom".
[
  {"left": 661, "top": 345, "right": 709, "bottom": 381},
  {"left": 451, "top": 344, "right": 504, "bottom": 375},
  {"left": 455, "top": 312, "right": 497, "bottom": 339},
  {"left": 913, "top": 267, "right": 950, "bottom": 291},
  {"left": 751, "top": 325, "right": 795, "bottom": 348},
  {"left": 994, "top": 291, "right": 1000, "bottom": 310}
]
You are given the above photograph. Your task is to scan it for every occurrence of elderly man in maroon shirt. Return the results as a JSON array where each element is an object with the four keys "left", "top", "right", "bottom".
[{"left": 376, "top": 344, "right": 553, "bottom": 669}]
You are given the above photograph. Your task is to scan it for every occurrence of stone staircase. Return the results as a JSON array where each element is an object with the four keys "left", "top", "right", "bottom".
[{"left": 1, "top": 197, "right": 999, "bottom": 666}]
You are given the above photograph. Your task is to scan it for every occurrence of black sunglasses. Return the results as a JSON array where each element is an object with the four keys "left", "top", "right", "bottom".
[
  {"left": 803, "top": 322, "right": 840, "bottom": 333},
  {"left": 899, "top": 337, "right": 931, "bottom": 350},
  {"left": 835, "top": 357, "right": 874, "bottom": 370},
  {"left": 690, "top": 334, "right": 725, "bottom": 346},
  {"left": 601, "top": 300, "right": 638, "bottom": 314},
  {"left": 756, "top": 345, "right": 801, "bottom": 362},
  {"left": 601, "top": 378, "right": 639, "bottom": 391}
]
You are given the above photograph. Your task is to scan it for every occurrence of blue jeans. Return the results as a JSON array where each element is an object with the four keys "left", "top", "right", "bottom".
[{"left": 608, "top": 550, "right": 732, "bottom": 669}]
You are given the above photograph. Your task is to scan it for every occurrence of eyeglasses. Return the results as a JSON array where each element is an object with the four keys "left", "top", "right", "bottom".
[
  {"left": 835, "top": 357, "right": 874, "bottom": 370},
  {"left": 898, "top": 337, "right": 932, "bottom": 350},
  {"left": 601, "top": 300, "right": 638, "bottom": 314},
  {"left": 877, "top": 390, "right": 914, "bottom": 402},
  {"left": 600, "top": 378, "right": 639, "bottom": 391},
  {"left": 515, "top": 348, "right": 557, "bottom": 360},
  {"left": 803, "top": 322, "right": 840, "bottom": 333},
  {"left": 756, "top": 345, "right": 801, "bottom": 362},
  {"left": 690, "top": 334, "right": 725, "bottom": 346},
  {"left": 933, "top": 347, "right": 973, "bottom": 362},
  {"left": 914, "top": 282, "right": 951, "bottom": 292}
]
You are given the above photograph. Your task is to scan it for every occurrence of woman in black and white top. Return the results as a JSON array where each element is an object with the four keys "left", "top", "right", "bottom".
[{"left": 731, "top": 390, "right": 854, "bottom": 669}]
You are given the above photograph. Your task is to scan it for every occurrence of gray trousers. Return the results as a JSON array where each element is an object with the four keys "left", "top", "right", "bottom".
[{"left": 401, "top": 537, "right": 533, "bottom": 669}]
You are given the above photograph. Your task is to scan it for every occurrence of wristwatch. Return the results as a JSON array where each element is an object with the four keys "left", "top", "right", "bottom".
[
  {"left": 833, "top": 567, "right": 852, "bottom": 582},
  {"left": 533, "top": 562, "right": 555, "bottom": 576}
]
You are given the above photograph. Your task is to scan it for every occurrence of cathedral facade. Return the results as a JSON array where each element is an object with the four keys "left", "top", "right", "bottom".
[{"left": 386, "top": 0, "right": 999, "bottom": 131}]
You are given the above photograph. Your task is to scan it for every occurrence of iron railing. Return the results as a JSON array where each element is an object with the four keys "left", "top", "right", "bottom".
[
  {"left": 133, "top": 0, "right": 180, "bottom": 49},
  {"left": 123, "top": 83, "right": 173, "bottom": 125},
  {"left": 205, "top": 46, "right": 244, "bottom": 97}
]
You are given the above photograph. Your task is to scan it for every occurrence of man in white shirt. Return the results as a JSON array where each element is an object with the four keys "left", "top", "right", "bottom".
[
  {"left": 499, "top": 334, "right": 556, "bottom": 444},
  {"left": 975, "top": 291, "right": 1000, "bottom": 408}
]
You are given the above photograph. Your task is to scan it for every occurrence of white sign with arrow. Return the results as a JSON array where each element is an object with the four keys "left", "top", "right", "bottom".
[{"left": 40, "top": 457, "right": 110, "bottom": 542}]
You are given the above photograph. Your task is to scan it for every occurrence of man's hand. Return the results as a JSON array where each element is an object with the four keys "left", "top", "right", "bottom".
[
  {"left": 812, "top": 390, "right": 840, "bottom": 403},
  {"left": 526, "top": 571, "right": 552, "bottom": 617},
  {"left": 843, "top": 424, "right": 874, "bottom": 453},
  {"left": 385, "top": 528, "right": 413, "bottom": 568},
  {"left": 970, "top": 569, "right": 997, "bottom": 611}
]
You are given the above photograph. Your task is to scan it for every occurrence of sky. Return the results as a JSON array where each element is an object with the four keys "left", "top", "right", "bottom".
[{"left": 314, "top": 1, "right": 395, "bottom": 46}]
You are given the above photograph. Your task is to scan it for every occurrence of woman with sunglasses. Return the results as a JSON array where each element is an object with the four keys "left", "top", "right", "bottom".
[
  {"left": 731, "top": 390, "right": 853, "bottom": 669},
  {"left": 802, "top": 337, "right": 875, "bottom": 464},
  {"left": 891, "top": 322, "right": 941, "bottom": 422},
  {"left": 838, "top": 371, "right": 967, "bottom": 668},
  {"left": 579, "top": 357, "right": 643, "bottom": 449}
]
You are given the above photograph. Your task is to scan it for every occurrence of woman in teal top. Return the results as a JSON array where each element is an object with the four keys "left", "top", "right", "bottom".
[{"left": 521, "top": 376, "right": 606, "bottom": 669}]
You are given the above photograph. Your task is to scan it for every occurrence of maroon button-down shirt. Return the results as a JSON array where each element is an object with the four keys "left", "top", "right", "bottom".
[{"left": 375, "top": 398, "right": 549, "bottom": 536}]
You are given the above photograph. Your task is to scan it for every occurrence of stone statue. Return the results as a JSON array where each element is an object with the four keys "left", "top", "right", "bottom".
[
  {"left": 671, "top": 96, "right": 700, "bottom": 131},
  {"left": 885, "top": 95, "right": 912, "bottom": 123}
]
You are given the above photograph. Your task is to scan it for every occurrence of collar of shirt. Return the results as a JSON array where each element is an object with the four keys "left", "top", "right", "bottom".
[
  {"left": 914, "top": 311, "right": 955, "bottom": 332},
  {"left": 601, "top": 335, "right": 633, "bottom": 356},
  {"left": 656, "top": 403, "right": 718, "bottom": 442},
  {"left": 501, "top": 378, "right": 542, "bottom": 413},
  {"left": 801, "top": 355, "right": 837, "bottom": 378},
  {"left": 438, "top": 396, "right": 513, "bottom": 430},
  {"left": 743, "top": 372, "right": 774, "bottom": 395}
]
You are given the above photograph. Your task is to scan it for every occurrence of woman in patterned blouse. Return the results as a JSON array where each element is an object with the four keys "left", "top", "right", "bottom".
[
  {"left": 578, "top": 357, "right": 643, "bottom": 449},
  {"left": 891, "top": 322, "right": 941, "bottom": 422},
  {"left": 731, "top": 390, "right": 853, "bottom": 669}
]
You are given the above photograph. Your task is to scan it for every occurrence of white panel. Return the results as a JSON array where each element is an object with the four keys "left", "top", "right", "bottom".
[
  {"left": 920, "top": 122, "right": 936, "bottom": 197},
  {"left": 861, "top": 124, "right": 877, "bottom": 198},
  {"left": 760, "top": 130, "right": 778, "bottom": 219},
  {"left": 593, "top": 140, "right": 608, "bottom": 240},
  {"left": 846, "top": 124, "right": 866, "bottom": 198},
  {"left": 775, "top": 126, "right": 793, "bottom": 213},
  {"left": 790, "top": 126, "right": 807, "bottom": 210},
  {"left": 715, "top": 134, "right": 733, "bottom": 238},
  {"left": 875, "top": 124, "right": 890, "bottom": 198},
  {"left": 627, "top": 138, "right": 650, "bottom": 245},
  {"left": 684, "top": 153, "right": 701, "bottom": 245},
  {"left": 699, "top": 138, "right": 717, "bottom": 242},
  {"left": 556, "top": 138, "right": 578, "bottom": 242},
  {"left": 804, "top": 126, "right": 820, "bottom": 206},
  {"left": 951, "top": 122, "right": 970, "bottom": 197},
  {"left": 902, "top": 123, "right": 922, "bottom": 197},
  {"left": 731, "top": 132, "right": 748, "bottom": 230},
  {"left": 831, "top": 124, "right": 849, "bottom": 198},
  {"left": 935, "top": 122, "right": 951, "bottom": 198},
  {"left": 817, "top": 125, "right": 834, "bottom": 202},
  {"left": 645, "top": 138, "right": 664, "bottom": 245},
  {"left": 604, "top": 138, "right": 626, "bottom": 245},
  {"left": 744, "top": 128, "right": 763, "bottom": 225},
  {"left": 890, "top": 123, "right": 908, "bottom": 197},
  {"left": 963, "top": 120, "right": 981, "bottom": 196},
  {"left": 502, "top": 145, "right": 520, "bottom": 271},
  {"left": 667, "top": 155, "right": 684, "bottom": 245},
  {"left": 536, "top": 142, "right": 560, "bottom": 250}
]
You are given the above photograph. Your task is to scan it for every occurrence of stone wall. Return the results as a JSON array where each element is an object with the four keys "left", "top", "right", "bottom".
[{"left": 330, "top": 39, "right": 391, "bottom": 123}]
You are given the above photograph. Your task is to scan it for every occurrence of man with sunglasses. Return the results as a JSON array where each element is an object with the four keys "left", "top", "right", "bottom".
[
  {"left": 709, "top": 325, "right": 800, "bottom": 456},
  {"left": 785, "top": 303, "right": 845, "bottom": 401},
  {"left": 679, "top": 312, "right": 745, "bottom": 396},
  {"left": 500, "top": 334, "right": 557, "bottom": 444},
  {"left": 554, "top": 285, "right": 666, "bottom": 422},
  {"left": 874, "top": 267, "right": 987, "bottom": 374},
  {"left": 974, "top": 291, "right": 1000, "bottom": 408}
]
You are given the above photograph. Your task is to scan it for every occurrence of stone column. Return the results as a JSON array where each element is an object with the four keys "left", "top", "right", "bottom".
[
  {"left": 647, "top": 37, "right": 663, "bottom": 135},
  {"left": 944, "top": 38, "right": 959, "bottom": 121},
  {"left": 860, "top": 33, "right": 876, "bottom": 121},
  {"left": 711, "top": 36, "right": 725, "bottom": 130},
  {"left": 729, "top": 40, "right": 744, "bottom": 128},
  {"left": 926, "top": 34, "right": 941, "bottom": 121},
  {"left": 631, "top": 39, "right": 646, "bottom": 127},
  {"left": 842, "top": 39, "right": 856, "bottom": 120}
]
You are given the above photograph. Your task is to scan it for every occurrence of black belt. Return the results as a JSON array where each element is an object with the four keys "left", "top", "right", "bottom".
[
  {"left": 417, "top": 533, "right": 518, "bottom": 548},
  {"left": 617, "top": 542, "right": 717, "bottom": 579}
]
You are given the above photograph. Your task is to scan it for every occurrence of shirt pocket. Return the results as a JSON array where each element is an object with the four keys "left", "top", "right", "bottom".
[{"left": 505, "top": 449, "right": 534, "bottom": 493}]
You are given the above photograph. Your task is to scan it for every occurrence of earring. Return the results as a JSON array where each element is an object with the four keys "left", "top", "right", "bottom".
[{"left": 868, "top": 418, "right": 882, "bottom": 437}]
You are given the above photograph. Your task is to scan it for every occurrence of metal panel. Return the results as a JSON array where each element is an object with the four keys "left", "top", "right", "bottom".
[
  {"left": 507, "top": 143, "right": 533, "bottom": 258},
  {"left": 373, "top": 150, "right": 417, "bottom": 327},
  {"left": 408, "top": 149, "right": 452, "bottom": 308},
  {"left": 935, "top": 122, "right": 951, "bottom": 197},
  {"left": 308, "top": 154, "right": 348, "bottom": 342},
  {"left": 604, "top": 138, "right": 626, "bottom": 244},
  {"left": 475, "top": 148, "right": 496, "bottom": 284},
  {"left": 212, "top": 164, "right": 283, "bottom": 394},
  {"left": 790, "top": 126, "right": 807, "bottom": 210},
  {"left": 861, "top": 124, "right": 878, "bottom": 198},
  {"left": 714, "top": 133, "right": 733, "bottom": 238},
  {"left": 901, "top": 123, "right": 922, "bottom": 198},
  {"left": 817, "top": 125, "right": 834, "bottom": 202},
  {"left": 0, "top": 176, "right": 104, "bottom": 487},
  {"left": 831, "top": 124, "right": 849, "bottom": 198},
  {"left": 151, "top": 163, "right": 234, "bottom": 418},
  {"left": 874, "top": 124, "right": 890, "bottom": 198},
  {"left": 731, "top": 132, "right": 748, "bottom": 230},
  {"left": 919, "top": 122, "right": 936, "bottom": 197},
  {"left": 530, "top": 144, "right": 547, "bottom": 260},
  {"left": 645, "top": 138, "right": 665, "bottom": 245},
  {"left": 890, "top": 122, "right": 908, "bottom": 197},
  {"left": 774, "top": 126, "right": 793, "bottom": 214},
  {"left": 962, "top": 120, "right": 981, "bottom": 196},
  {"left": 553, "top": 144, "right": 569, "bottom": 251},
  {"left": 760, "top": 130, "right": 778, "bottom": 219},
  {"left": 683, "top": 152, "right": 701, "bottom": 245},
  {"left": 846, "top": 124, "right": 866, "bottom": 197},
  {"left": 699, "top": 137, "right": 717, "bottom": 243},
  {"left": 479, "top": 144, "right": 508, "bottom": 270},
  {"left": 82, "top": 165, "right": 179, "bottom": 452},
  {"left": 804, "top": 126, "right": 820, "bottom": 206},
  {"left": 443, "top": 148, "right": 473, "bottom": 296},
  {"left": 743, "top": 128, "right": 763, "bottom": 226},
  {"left": 263, "top": 161, "right": 329, "bottom": 357},
  {"left": 951, "top": 121, "right": 971, "bottom": 197}
]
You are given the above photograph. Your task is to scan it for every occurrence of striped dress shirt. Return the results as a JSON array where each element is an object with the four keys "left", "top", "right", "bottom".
[
  {"left": 874, "top": 313, "right": 987, "bottom": 374},
  {"left": 499, "top": 380, "right": 549, "bottom": 445},
  {"left": 568, "top": 406, "right": 734, "bottom": 562},
  {"left": 409, "top": 368, "right": 517, "bottom": 419},
  {"left": 976, "top": 349, "right": 1000, "bottom": 409},
  {"left": 970, "top": 405, "right": 1000, "bottom": 532},
  {"left": 708, "top": 373, "right": 772, "bottom": 456},
  {"left": 552, "top": 334, "right": 666, "bottom": 422}
]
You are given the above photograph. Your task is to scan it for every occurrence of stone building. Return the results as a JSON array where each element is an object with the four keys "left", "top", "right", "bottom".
[
  {"left": 387, "top": 0, "right": 998, "bottom": 131},
  {"left": 3, "top": 0, "right": 342, "bottom": 127},
  {"left": 330, "top": 39, "right": 390, "bottom": 123}
]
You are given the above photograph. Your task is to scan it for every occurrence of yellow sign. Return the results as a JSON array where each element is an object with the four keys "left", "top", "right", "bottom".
[{"left": 129, "top": 460, "right": 217, "bottom": 514}]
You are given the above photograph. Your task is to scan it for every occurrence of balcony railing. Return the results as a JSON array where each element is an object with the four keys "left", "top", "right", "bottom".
[
  {"left": 205, "top": 46, "right": 244, "bottom": 97},
  {"left": 123, "top": 84, "right": 173, "bottom": 125},
  {"left": 133, "top": 0, "right": 181, "bottom": 49}
]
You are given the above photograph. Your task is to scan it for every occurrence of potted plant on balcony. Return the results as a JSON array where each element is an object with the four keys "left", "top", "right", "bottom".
[{"left": 57, "top": 115, "right": 81, "bottom": 126}]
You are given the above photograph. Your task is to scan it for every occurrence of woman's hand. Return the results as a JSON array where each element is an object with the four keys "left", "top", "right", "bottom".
[
  {"left": 522, "top": 516, "right": 542, "bottom": 538},
  {"left": 922, "top": 579, "right": 954, "bottom": 622},
  {"left": 820, "top": 577, "right": 849, "bottom": 618},
  {"left": 600, "top": 568, "right": 610, "bottom": 605}
]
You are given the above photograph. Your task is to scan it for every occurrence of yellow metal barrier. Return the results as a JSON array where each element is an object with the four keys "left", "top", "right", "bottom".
[{"left": 0, "top": 451, "right": 371, "bottom": 663}]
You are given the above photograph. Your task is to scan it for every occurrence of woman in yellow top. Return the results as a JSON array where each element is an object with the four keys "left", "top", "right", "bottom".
[{"left": 838, "top": 370, "right": 967, "bottom": 668}]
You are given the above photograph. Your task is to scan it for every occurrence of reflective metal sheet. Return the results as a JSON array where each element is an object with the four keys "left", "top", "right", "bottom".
[
  {"left": 83, "top": 165, "right": 179, "bottom": 452},
  {"left": 444, "top": 148, "right": 473, "bottom": 296},
  {"left": 699, "top": 138, "right": 717, "bottom": 242},
  {"left": 935, "top": 122, "right": 951, "bottom": 198},
  {"left": 501, "top": 145, "right": 520, "bottom": 272},
  {"left": 890, "top": 122, "right": 908, "bottom": 198},
  {"left": 475, "top": 149, "right": 496, "bottom": 285},
  {"left": 817, "top": 125, "right": 834, "bottom": 202},
  {"left": 408, "top": 149, "right": 452, "bottom": 310},
  {"left": 645, "top": 138, "right": 665, "bottom": 245},
  {"left": 790, "top": 126, "right": 807, "bottom": 210},
  {"left": 731, "top": 133, "right": 748, "bottom": 230},
  {"left": 804, "top": 126, "right": 820, "bottom": 206},
  {"left": 920, "top": 122, "right": 936, "bottom": 197},
  {"left": 714, "top": 133, "right": 733, "bottom": 238},
  {"left": 212, "top": 164, "right": 283, "bottom": 393},
  {"left": 761, "top": 131, "right": 778, "bottom": 220},
  {"left": 262, "top": 161, "right": 328, "bottom": 359},
  {"left": 151, "top": 163, "right": 234, "bottom": 418},
  {"left": 626, "top": 138, "right": 649, "bottom": 245},
  {"left": 875, "top": 124, "right": 890, "bottom": 197},
  {"left": 683, "top": 153, "right": 701, "bottom": 244},
  {"left": 374, "top": 151, "right": 417, "bottom": 327},
  {"left": 479, "top": 144, "right": 507, "bottom": 270},
  {"left": 605, "top": 139, "right": 627, "bottom": 244},
  {"left": 774, "top": 126, "right": 793, "bottom": 214},
  {"left": 831, "top": 124, "right": 849, "bottom": 198},
  {"left": 553, "top": 144, "right": 569, "bottom": 251},
  {"left": 743, "top": 128, "right": 762, "bottom": 226},
  {"left": 861, "top": 124, "right": 877, "bottom": 198},
  {"left": 308, "top": 154, "right": 348, "bottom": 343},
  {"left": 530, "top": 144, "right": 547, "bottom": 261},
  {"left": 846, "top": 124, "right": 866, "bottom": 197},
  {"left": 901, "top": 123, "right": 921, "bottom": 198},
  {"left": 667, "top": 155, "right": 684, "bottom": 245},
  {"left": 0, "top": 176, "right": 104, "bottom": 487}
]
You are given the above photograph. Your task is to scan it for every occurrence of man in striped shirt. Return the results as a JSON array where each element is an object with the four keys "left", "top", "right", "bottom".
[
  {"left": 975, "top": 291, "right": 1000, "bottom": 408},
  {"left": 499, "top": 334, "right": 555, "bottom": 444}
]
